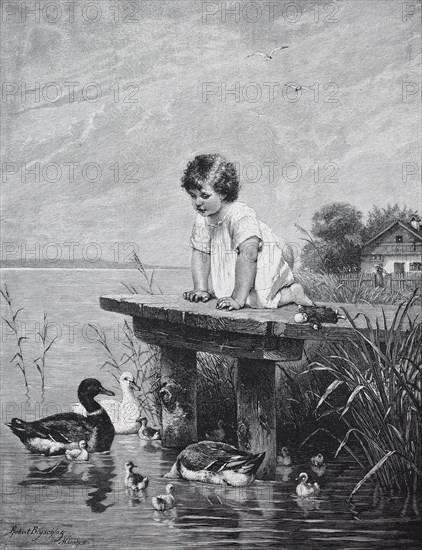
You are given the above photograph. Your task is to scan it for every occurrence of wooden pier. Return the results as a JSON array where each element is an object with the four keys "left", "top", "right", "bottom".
[{"left": 100, "top": 294, "right": 421, "bottom": 480}]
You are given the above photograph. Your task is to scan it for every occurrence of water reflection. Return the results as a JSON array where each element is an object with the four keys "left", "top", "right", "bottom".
[{"left": 19, "top": 453, "right": 117, "bottom": 514}]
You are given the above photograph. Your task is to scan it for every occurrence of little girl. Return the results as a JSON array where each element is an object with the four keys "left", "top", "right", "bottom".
[{"left": 181, "top": 154, "right": 313, "bottom": 310}]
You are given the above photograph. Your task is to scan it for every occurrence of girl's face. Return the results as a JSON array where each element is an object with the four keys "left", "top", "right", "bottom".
[{"left": 187, "top": 182, "right": 225, "bottom": 217}]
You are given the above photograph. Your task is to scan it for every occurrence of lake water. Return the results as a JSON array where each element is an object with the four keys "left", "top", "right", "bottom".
[{"left": 0, "top": 269, "right": 421, "bottom": 549}]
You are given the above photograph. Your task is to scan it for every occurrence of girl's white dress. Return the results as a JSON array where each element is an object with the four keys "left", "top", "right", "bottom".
[{"left": 190, "top": 202, "right": 294, "bottom": 308}]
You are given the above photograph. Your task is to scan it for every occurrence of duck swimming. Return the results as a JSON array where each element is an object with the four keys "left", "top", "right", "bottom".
[
  {"left": 296, "top": 472, "right": 320, "bottom": 497},
  {"left": 205, "top": 420, "right": 226, "bottom": 442},
  {"left": 124, "top": 461, "right": 149, "bottom": 490},
  {"left": 164, "top": 441, "right": 265, "bottom": 487},
  {"left": 310, "top": 453, "right": 326, "bottom": 477},
  {"left": 277, "top": 446, "right": 292, "bottom": 466},
  {"left": 137, "top": 417, "right": 161, "bottom": 441},
  {"left": 152, "top": 484, "right": 176, "bottom": 511},
  {"left": 65, "top": 440, "right": 89, "bottom": 461},
  {"left": 74, "top": 372, "right": 141, "bottom": 435},
  {"left": 7, "top": 379, "right": 115, "bottom": 455}
]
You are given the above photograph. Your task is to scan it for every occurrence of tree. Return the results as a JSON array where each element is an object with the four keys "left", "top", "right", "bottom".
[
  {"left": 362, "top": 204, "right": 419, "bottom": 242},
  {"left": 299, "top": 203, "right": 364, "bottom": 272}
]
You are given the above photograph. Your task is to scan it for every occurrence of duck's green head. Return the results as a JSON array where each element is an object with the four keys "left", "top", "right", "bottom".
[{"left": 77, "top": 379, "right": 115, "bottom": 400}]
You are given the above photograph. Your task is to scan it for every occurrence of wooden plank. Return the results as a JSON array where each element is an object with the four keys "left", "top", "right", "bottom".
[
  {"left": 237, "top": 359, "right": 276, "bottom": 480},
  {"left": 133, "top": 317, "right": 304, "bottom": 361},
  {"left": 160, "top": 346, "right": 197, "bottom": 448},
  {"left": 101, "top": 295, "right": 421, "bottom": 342}
]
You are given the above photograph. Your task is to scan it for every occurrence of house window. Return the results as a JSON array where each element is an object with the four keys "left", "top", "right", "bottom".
[
  {"left": 409, "top": 262, "right": 422, "bottom": 271},
  {"left": 396, "top": 235, "right": 403, "bottom": 243}
]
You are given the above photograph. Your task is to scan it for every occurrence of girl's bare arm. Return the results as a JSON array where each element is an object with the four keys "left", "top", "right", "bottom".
[
  {"left": 217, "top": 237, "right": 259, "bottom": 309},
  {"left": 183, "top": 248, "right": 211, "bottom": 302}
]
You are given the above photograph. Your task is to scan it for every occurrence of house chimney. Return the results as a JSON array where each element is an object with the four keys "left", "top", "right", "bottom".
[{"left": 410, "top": 216, "right": 421, "bottom": 231}]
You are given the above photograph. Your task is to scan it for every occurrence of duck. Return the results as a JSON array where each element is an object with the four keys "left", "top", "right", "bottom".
[
  {"left": 137, "top": 417, "right": 161, "bottom": 440},
  {"left": 7, "top": 379, "right": 115, "bottom": 455},
  {"left": 124, "top": 461, "right": 149, "bottom": 490},
  {"left": 277, "top": 446, "right": 292, "bottom": 466},
  {"left": 296, "top": 472, "right": 320, "bottom": 497},
  {"left": 164, "top": 441, "right": 265, "bottom": 487},
  {"left": 310, "top": 453, "right": 326, "bottom": 477},
  {"left": 152, "top": 484, "right": 176, "bottom": 511},
  {"left": 65, "top": 440, "right": 89, "bottom": 461},
  {"left": 74, "top": 372, "right": 141, "bottom": 435},
  {"left": 205, "top": 420, "right": 225, "bottom": 442}
]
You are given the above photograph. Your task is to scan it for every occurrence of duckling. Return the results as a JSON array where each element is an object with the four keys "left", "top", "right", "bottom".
[
  {"left": 296, "top": 472, "right": 320, "bottom": 497},
  {"left": 74, "top": 372, "right": 141, "bottom": 434},
  {"left": 205, "top": 420, "right": 225, "bottom": 442},
  {"left": 164, "top": 441, "right": 265, "bottom": 487},
  {"left": 65, "top": 440, "right": 89, "bottom": 461},
  {"left": 152, "top": 484, "right": 176, "bottom": 511},
  {"left": 124, "top": 461, "right": 149, "bottom": 491},
  {"left": 277, "top": 446, "right": 292, "bottom": 466},
  {"left": 310, "top": 453, "right": 326, "bottom": 477},
  {"left": 7, "top": 379, "right": 115, "bottom": 455},
  {"left": 137, "top": 417, "right": 161, "bottom": 441}
]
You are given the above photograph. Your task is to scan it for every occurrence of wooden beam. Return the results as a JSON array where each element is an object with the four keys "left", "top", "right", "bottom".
[
  {"left": 237, "top": 359, "right": 276, "bottom": 480},
  {"left": 159, "top": 346, "right": 197, "bottom": 448}
]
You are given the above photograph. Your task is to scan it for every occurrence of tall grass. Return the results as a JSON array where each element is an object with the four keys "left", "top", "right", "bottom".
[
  {"left": 305, "top": 293, "right": 421, "bottom": 497},
  {"left": 296, "top": 269, "right": 417, "bottom": 305}
]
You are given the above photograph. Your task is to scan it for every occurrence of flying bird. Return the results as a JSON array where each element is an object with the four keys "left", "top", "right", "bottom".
[{"left": 247, "top": 46, "right": 288, "bottom": 60}]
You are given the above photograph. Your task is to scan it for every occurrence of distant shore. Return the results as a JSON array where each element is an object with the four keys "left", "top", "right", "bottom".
[{"left": 0, "top": 263, "right": 190, "bottom": 270}]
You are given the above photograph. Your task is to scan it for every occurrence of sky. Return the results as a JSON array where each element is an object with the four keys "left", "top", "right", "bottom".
[{"left": 1, "top": 0, "right": 421, "bottom": 266}]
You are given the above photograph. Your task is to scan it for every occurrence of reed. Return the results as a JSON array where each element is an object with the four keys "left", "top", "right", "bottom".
[
  {"left": 1, "top": 284, "right": 29, "bottom": 387},
  {"left": 305, "top": 293, "right": 421, "bottom": 497},
  {"left": 33, "top": 312, "right": 58, "bottom": 389}
]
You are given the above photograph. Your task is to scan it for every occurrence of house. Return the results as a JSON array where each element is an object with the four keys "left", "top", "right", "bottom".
[{"left": 361, "top": 216, "right": 422, "bottom": 273}]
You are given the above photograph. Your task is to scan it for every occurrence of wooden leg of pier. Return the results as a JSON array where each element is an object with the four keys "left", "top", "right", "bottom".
[
  {"left": 159, "top": 346, "right": 198, "bottom": 448},
  {"left": 236, "top": 359, "right": 276, "bottom": 480}
]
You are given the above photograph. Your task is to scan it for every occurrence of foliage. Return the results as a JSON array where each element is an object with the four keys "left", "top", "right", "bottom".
[
  {"left": 298, "top": 203, "right": 364, "bottom": 272},
  {"left": 363, "top": 204, "right": 419, "bottom": 242},
  {"left": 304, "top": 293, "right": 422, "bottom": 497}
]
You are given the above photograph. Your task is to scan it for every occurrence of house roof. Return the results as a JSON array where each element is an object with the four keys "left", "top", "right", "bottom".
[{"left": 363, "top": 220, "right": 422, "bottom": 247}]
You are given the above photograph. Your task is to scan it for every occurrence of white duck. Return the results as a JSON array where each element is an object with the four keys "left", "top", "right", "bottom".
[
  {"left": 74, "top": 372, "right": 141, "bottom": 434},
  {"left": 152, "top": 484, "right": 176, "bottom": 511},
  {"left": 296, "top": 472, "right": 320, "bottom": 497},
  {"left": 65, "top": 440, "right": 89, "bottom": 461}
]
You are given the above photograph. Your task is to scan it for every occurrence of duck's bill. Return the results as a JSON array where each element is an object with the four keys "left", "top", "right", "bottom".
[
  {"left": 129, "top": 381, "right": 141, "bottom": 391},
  {"left": 99, "top": 386, "right": 115, "bottom": 396}
]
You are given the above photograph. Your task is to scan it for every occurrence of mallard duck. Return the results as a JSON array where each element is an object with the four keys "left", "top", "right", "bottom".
[
  {"left": 137, "top": 417, "right": 161, "bottom": 440},
  {"left": 310, "top": 453, "right": 326, "bottom": 477},
  {"left": 65, "top": 440, "right": 89, "bottom": 461},
  {"left": 277, "top": 446, "right": 292, "bottom": 466},
  {"left": 164, "top": 441, "right": 265, "bottom": 487},
  {"left": 74, "top": 372, "right": 141, "bottom": 435},
  {"left": 152, "top": 484, "right": 176, "bottom": 511},
  {"left": 296, "top": 472, "right": 320, "bottom": 497},
  {"left": 7, "top": 379, "right": 115, "bottom": 455},
  {"left": 205, "top": 420, "right": 225, "bottom": 442},
  {"left": 124, "top": 461, "right": 149, "bottom": 490}
]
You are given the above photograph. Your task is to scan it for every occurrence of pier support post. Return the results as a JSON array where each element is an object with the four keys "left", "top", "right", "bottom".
[
  {"left": 159, "top": 346, "right": 198, "bottom": 448},
  {"left": 237, "top": 359, "right": 276, "bottom": 480}
]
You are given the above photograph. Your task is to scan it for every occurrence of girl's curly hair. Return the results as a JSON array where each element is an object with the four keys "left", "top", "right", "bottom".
[{"left": 181, "top": 154, "right": 240, "bottom": 202}]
